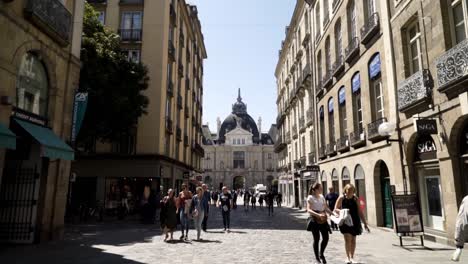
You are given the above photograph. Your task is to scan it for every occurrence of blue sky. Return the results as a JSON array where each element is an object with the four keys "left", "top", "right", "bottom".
[{"left": 188, "top": 0, "right": 296, "bottom": 133}]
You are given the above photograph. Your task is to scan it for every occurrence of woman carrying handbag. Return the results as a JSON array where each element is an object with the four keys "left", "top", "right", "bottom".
[
  {"left": 307, "top": 182, "right": 333, "bottom": 264},
  {"left": 334, "top": 184, "right": 370, "bottom": 264}
]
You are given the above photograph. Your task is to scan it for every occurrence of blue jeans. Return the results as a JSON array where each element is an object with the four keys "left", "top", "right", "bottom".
[
  {"left": 179, "top": 208, "right": 189, "bottom": 236},
  {"left": 222, "top": 210, "right": 230, "bottom": 229},
  {"left": 193, "top": 211, "right": 205, "bottom": 239}
]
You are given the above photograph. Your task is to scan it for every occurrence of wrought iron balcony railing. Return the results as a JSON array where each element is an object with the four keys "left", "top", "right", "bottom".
[
  {"left": 319, "top": 145, "right": 327, "bottom": 159},
  {"left": 350, "top": 128, "right": 366, "bottom": 148},
  {"left": 332, "top": 55, "right": 345, "bottom": 77},
  {"left": 178, "top": 63, "right": 184, "bottom": 77},
  {"left": 184, "top": 134, "right": 189, "bottom": 146},
  {"left": 185, "top": 78, "right": 190, "bottom": 90},
  {"left": 24, "top": 0, "right": 72, "bottom": 45},
  {"left": 336, "top": 135, "right": 350, "bottom": 152},
  {"left": 436, "top": 38, "right": 468, "bottom": 97},
  {"left": 398, "top": 70, "right": 432, "bottom": 112},
  {"left": 345, "top": 37, "right": 360, "bottom": 63},
  {"left": 326, "top": 142, "right": 337, "bottom": 156},
  {"left": 367, "top": 117, "right": 388, "bottom": 142},
  {"left": 360, "top": 13, "right": 380, "bottom": 44},
  {"left": 118, "top": 28, "right": 142, "bottom": 41}
]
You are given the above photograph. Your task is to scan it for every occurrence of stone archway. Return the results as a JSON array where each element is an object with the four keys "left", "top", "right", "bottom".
[
  {"left": 373, "top": 160, "right": 393, "bottom": 228},
  {"left": 233, "top": 176, "right": 245, "bottom": 190}
]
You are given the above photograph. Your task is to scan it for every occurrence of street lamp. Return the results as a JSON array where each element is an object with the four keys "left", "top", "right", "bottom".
[{"left": 378, "top": 121, "right": 408, "bottom": 194}]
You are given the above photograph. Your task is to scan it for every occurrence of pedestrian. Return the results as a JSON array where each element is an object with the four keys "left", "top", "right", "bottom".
[
  {"left": 190, "top": 187, "right": 207, "bottom": 240},
  {"left": 259, "top": 195, "right": 264, "bottom": 208},
  {"left": 334, "top": 184, "right": 370, "bottom": 264},
  {"left": 160, "top": 189, "right": 177, "bottom": 242},
  {"left": 277, "top": 192, "right": 283, "bottom": 208},
  {"left": 266, "top": 191, "right": 274, "bottom": 216},
  {"left": 325, "top": 187, "right": 339, "bottom": 231},
  {"left": 212, "top": 190, "right": 219, "bottom": 205},
  {"left": 201, "top": 184, "right": 211, "bottom": 232},
  {"left": 244, "top": 190, "right": 250, "bottom": 211},
  {"left": 452, "top": 195, "right": 468, "bottom": 261},
  {"left": 177, "top": 184, "right": 193, "bottom": 240},
  {"left": 233, "top": 190, "right": 238, "bottom": 209},
  {"left": 251, "top": 194, "right": 257, "bottom": 209},
  {"left": 217, "top": 186, "right": 233, "bottom": 232},
  {"left": 307, "top": 182, "right": 333, "bottom": 264}
]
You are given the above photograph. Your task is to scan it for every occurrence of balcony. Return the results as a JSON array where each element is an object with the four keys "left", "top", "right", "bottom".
[
  {"left": 24, "top": 0, "right": 72, "bottom": 46},
  {"left": 118, "top": 28, "right": 142, "bottom": 41},
  {"left": 289, "top": 88, "right": 297, "bottom": 104},
  {"left": 165, "top": 119, "right": 173, "bottom": 134},
  {"left": 360, "top": 13, "right": 380, "bottom": 45},
  {"left": 286, "top": 131, "right": 291, "bottom": 144},
  {"left": 302, "top": 64, "right": 312, "bottom": 87},
  {"left": 398, "top": 70, "right": 432, "bottom": 112},
  {"left": 436, "top": 39, "right": 468, "bottom": 97},
  {"left": 274, "top": 137, "right": 287, "bottom": 153},
  {"left": 176, "top": 127, "right": 182, "bottom": 141},
  {"left": 326, "top": 142, "right": 337, "bottom": 156},
  {"left": 367, "top": 117, "right": 388, "bottom": 142},
  {"left": 302, "top": 32, "right": 311, "bottom": 47},
  {"left": 319, "top": 145, "right": 327, "bottom": 159},
  {"left": 299, "top": 116, "right": 306, "bottom": 133},
  {"left": 336, "top": 135, "right": 350, "bottom": 152},
  {"left": 168, "top": 40, "right": 176, "bottom": 61},
  {"left": 345, "top": 37, "right": 360, "bottom": 63},
  {"left": 293, "top": 160, "right": 301, "bottom": 170},
  {"left": 277, "top": 113, "right": 286, "bottom": 127},
  {"left": 308, "top": 152, "right": 316, "bottom": 165},
  {"left": 177, "top": 94, "right": 183, "bottom": 109},
  {"left": 323, "top": 70, "right": 333, "bottom": 89},
  {"left": 300, "top": 156, "right": 306, "bottom": 168},
  {"left": 332, "top": 55, "right": 345, "bottom": 77},
  {"left": 292, "top": 125, "right": 298, "bottom": 139},
  {"left": 184, "top": 105, "right": 189, "bottom": 118},
  {"left": 167, "top": 80, "right": 174, "bottom": 97},
  {"left": 350, "top": 129, "right": 366, "bottom": 148},
  {"left": 194, "top": 142, "right": 205, "bottom": 157},
  {"left": 178, "top": 63, "right": 184, "bottom": 77},
  {"left": 306, "top": 108, "right": 314, "bottom": 126},
  {"left": 184, "top": 134, "right": 189, "bottom": 146},
  {"left": 169, "top": 2, "right": 176, "bottom": 25}
]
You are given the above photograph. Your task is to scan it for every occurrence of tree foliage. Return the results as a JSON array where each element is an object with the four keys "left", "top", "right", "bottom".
[{"left": 78, "top": 3, "right": 149, "bottom": 143}]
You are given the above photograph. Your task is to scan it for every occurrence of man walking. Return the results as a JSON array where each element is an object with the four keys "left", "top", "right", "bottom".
[
  {"left": 266, "top": 191, "right": 274, "bottom": 216},
  {"left": 452, "top": 195, "right": 468, "bottom": 261},
  {"left": 217, "top": 186, "right": 233, "bottom": 232},
  {"left": 201, "top": 184, "right": 211, "bottom": 232},
  {"left": 325, "top": 187, "right": 339, "bottom": 231},
  {"left": 244, "top": 190, "right": 250, "bottom": 211}
]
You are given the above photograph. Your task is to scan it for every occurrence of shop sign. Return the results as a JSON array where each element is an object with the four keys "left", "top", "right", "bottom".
[
  {"left": 391, "top": 193, "right": 424, "bottom": 234},
  {"left": 71, "top": 92, "right": 88, "bottom": 143},
  {"left": 416, "top": 119, "right": 437, "bottom": 135},
  {"left": 12, "top": 108, "right": 46, "bottom": 126},
  {"left": 306, "top": 165, "right": 320, "bottom": 172},
  {"left": 415, "top": 135, "right": 437, "bottom": 161}
]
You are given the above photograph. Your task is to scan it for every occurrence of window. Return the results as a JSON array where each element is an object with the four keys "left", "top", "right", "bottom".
[
  {"left": 268, "top": 153, "right": 272, "bottom": 159},
  {"left": 123, "top": 49, "right": 141, "bottom": 63},
  {"left": 405, "top": 20, "right": 422, "bottom": 75},
  {"left": 369, "top": 53, "right": 384, "bottom": 120},
  {"left": 242, "top": 138, "right": 245, "bottom": 145},
  {"left": 315, "top": 2, "right": 321, "bottom": 35},
  {"left": 317, "top": 51, "right": 323, "bottom": 81},
  {"left": 325, "top": 37, "right": 331, "bottom": 71},
  {"left": 167, "top": 63, "right": 173, "bottom": 84},
  {"left": 233, "top": 151, "right": 245, "bottom": 169},
  {"left": 324, "top": 0, "right": 330, "bottom": 26},
  {"left": 220, "top": 161, "right": 224, "bottom": 169},
  {"left": 319, "top": 106, "right": 326, "bottom": 147},
  {"left": 347, "top": 0, "right": 357, "bottom": 41},
  {"left": 328, "top": 97, "right": 335, "bottom": 142},
  {"left": 98, "top": 11, "right": 105, "bottom": 24},
  {"left": 335, "top": 20, "right": 342, "bottom": 58},
  {"left": 449, "top": 0, "right": 467, "bottom": 44},
  {"left": 351, "top": 72, "right": 363, "bottom": 134},
  {"left": 338, "top": 86, "right": 347, "bottom": 137},
  {"left": 302, "top": 136, "right": 306, "bottom": 157},
  {"left": 16, "top": 53, "right": 49, "bottom": 116},
  {"left": 120, "top": 12, "right": 142, "bottom": 40},
  {"left": 365, "top": 0, "right": 375, "bottom": 19}
]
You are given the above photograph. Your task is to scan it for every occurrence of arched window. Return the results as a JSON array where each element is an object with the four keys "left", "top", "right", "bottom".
[
  {"left": 325, "top": 37, "right": 331, "bottom": 71},
  {"left": 315, "top": 2, "right": 321, "bottom": 35},
  {"left": 332, "top": 169, "right": 339, "bottom": 192},
  {"left": 351, "top": 72, "right": 363, "bottom": 135},
  {"left": 335, "top": 19, "right": 342, "bottom": 59},
  {"left": 321, "top": 170, "right": 328, "bottom": 195},
  {"left": 338, "top": 86, "right": 347, "bottom": 138},
  {"left": 354, "top": 164, "right": 367, "bottom": 217},
  {"left": 347, "top": 0, "right": 357, "bottom": 41},
  {"left": 328, "top": 97, "right": 335, "bottom": 143},
  {"left": 368, "top": 53, "right": 384, "bottom": 121},
  {"left": 319, "top": 105, "right": 325, "bottom": 148},
  {"left": 16, "top": 52, "right": 49, "bottom": 116},
  {"left": 317, "top": 50, "right": 323, "bottom": 83},
  {"left": 342, "top": 167, "right": 351, "bottom": 187},
  {"left": 323, "top": 0, "right": 330, "bottom": 26}
]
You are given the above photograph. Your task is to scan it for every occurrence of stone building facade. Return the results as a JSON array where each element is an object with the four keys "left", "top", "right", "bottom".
[
  {"left": 72, "top": 0, "right": 206, "bottom": 209},
  {"left": 0, "top": 0, "right": 84, "bottom": 243},
  {"left": 276, "top": 0, "right": 468, "bottom": 245},
  {"left": 202, "top": 91, "right": 278, "bottom": 191}
]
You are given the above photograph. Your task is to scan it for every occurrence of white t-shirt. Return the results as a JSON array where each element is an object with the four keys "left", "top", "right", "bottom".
[{"left": 307, "top": 194, "right": 326, "bottom": 212}]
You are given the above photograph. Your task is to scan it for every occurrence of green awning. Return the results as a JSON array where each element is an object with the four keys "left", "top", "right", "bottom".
[
  {"left": 0, "top": 122, "right": 16, "bottom": 150},
  {"left": 14, "top": 118, "right": 74, "bottom": 160}
]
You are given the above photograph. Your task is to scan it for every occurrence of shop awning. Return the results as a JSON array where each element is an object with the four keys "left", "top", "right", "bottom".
[
  {"left": 0, "top": 122, "right": 16, "bottom": 150},
  {"left": 14, "top": 119, "right": 74, "bottom": 160}
]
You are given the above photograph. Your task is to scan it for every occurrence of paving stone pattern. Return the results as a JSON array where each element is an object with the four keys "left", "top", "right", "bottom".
[{"left": 0, "top": 202, "right": 466, "bottom": 264}]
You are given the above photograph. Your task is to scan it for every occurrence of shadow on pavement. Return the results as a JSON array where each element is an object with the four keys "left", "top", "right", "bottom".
[{"left": 192, "top": 239, "right": 222, "bottom": 243}]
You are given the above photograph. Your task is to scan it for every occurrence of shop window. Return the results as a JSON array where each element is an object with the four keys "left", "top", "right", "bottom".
[
  {"left": 16, "top": 53, "right": 49, "bottom": 117},
  {"left": 449, "top": 0, "right": 467, "bottom": 45}
]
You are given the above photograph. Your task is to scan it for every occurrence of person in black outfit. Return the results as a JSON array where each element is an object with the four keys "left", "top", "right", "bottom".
[
  {"left": 266, "top": 191, "right": 274, "bottom": 216},
  {"left": 334, "top": 184, "right": 370, "bottom": 264},
  {"left": 232, "top": 191, "right": 238, "bottom": 209},
  {"left": 325, "top": 187, "right": 339, "bottom": 231},
  {"left": 217, "top": 186, "right": 233, "bottom": 232}
]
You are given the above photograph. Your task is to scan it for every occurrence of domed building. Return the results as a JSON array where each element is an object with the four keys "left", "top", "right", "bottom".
[{"left": 201, "top": 89, "right": 278, "bottom": 191}]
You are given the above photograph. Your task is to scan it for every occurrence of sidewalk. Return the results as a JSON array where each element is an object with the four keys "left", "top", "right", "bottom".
[{"left": 281, "top": 206, "right": 468, "bottom": 263}]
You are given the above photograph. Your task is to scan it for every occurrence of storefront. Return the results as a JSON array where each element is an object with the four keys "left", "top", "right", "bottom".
[
  {"left": 321, "top": 171, "right": 327, "bottom": 195},
  {"left": 354, "top": 164, "right": 367, "bottom": 218},
  {"left": 342, "top": 167, "right": 351, "bottom": 190},
  {"left": 413, "top": 134, "right": 444, "bottom": 231},
  {"left": 332, "top": 169, "right": 339, "bottom": 193}
]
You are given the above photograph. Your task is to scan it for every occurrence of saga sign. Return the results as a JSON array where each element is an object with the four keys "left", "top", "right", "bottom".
[{"left": 416, "top": 119, "right": 437, "bottom": 135}]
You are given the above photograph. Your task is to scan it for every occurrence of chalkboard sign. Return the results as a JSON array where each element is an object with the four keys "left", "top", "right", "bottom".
[{"left": 391, "top": 193, "right": 424, "bottom": 233}]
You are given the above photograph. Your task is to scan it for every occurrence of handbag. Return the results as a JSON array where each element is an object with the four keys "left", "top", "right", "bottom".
[{"left": 312, "top": 211, "right": 328, "bottom": 224}]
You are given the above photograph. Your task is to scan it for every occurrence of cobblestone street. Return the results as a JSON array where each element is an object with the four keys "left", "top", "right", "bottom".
[{"left": 0, "top": 204, "right": 465, "bottom": 264}]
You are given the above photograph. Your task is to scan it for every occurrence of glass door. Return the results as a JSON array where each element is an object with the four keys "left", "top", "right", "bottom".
[{"left": 420, "top": 173, "right": 444, "bottom": 230}]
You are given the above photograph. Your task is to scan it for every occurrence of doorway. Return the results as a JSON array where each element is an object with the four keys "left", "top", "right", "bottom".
[
  {"left": 378, "top": 161, "right": 393, "bottom": 228},
  {"left": 417, "top": 166, "right": 444, "bottom": 231},
  {"left": 233, "top": 176, "right": 245, "bottom": 190}
]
